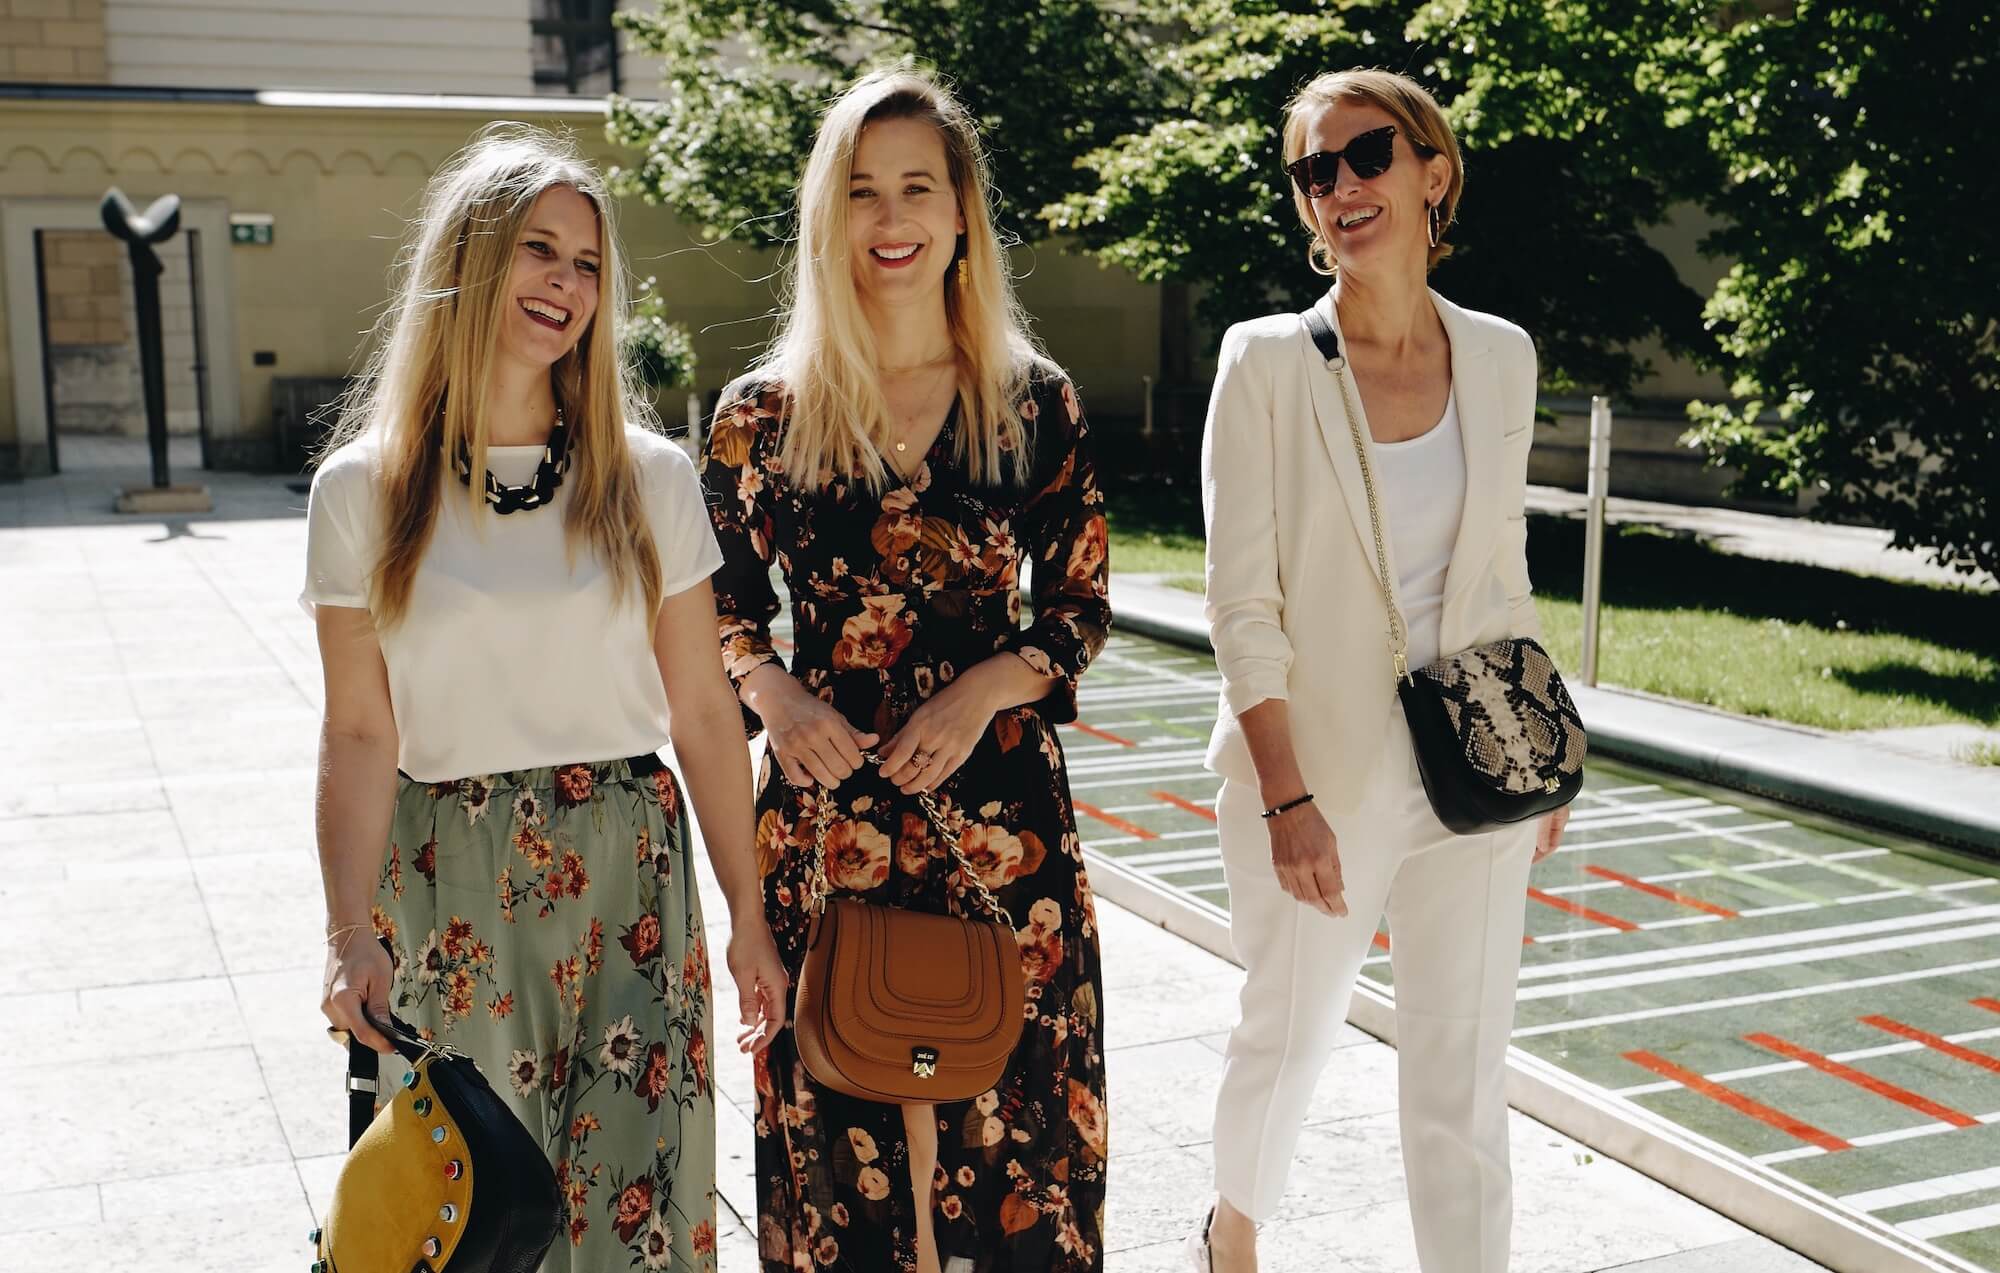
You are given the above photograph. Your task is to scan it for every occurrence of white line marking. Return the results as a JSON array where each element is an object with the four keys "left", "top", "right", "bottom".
[
  {"left": 1511, "top": 956, "right": 2000, "bottom": 1038},
  {"left": 1515, "top": 919, "right": 2000, "bottom": 1001},
  {"left": 1563, "top": 805, "right": 1755, "bottom": 834},
  {"left": 1899, "top": 1202, "right": 2000, "bottom": 1240},
  {"left": 1517, "top": 905, "right": 2000, "bottom": 983},
  {"left": 1755, "top": 1112, "right": 2000, "bottom": 1165},
  {"left": 1537, "top": 847, "right": 1892, "bottom": 894},
  {"left": 1068, "top": 769, "right": 1211, "bottom": 792},
  {"left": 1568, "top": 796, "right": 1717, "bottom": 822},
  {"left": 1553, "top": 820, "right": 1794, "bottom": 854},
  {"left": 1841, "top": 1166, "right": 2000, "bottom": 1213},
  {"left": 1613, "top": 1026, "right": 2000, "bottom": 1097},
  {"left": 1588, "top": 783, "right": 1663, "bottom": 798}
]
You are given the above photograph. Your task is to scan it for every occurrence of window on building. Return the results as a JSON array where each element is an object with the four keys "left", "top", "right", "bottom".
[{"left": 531, "top": 0, "right": 621, "bottom": 96}]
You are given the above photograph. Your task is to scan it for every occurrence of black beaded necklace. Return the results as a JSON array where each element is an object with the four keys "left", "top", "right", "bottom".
[{"left": 451, "top": 408, "right": 572, "bottom": 514}]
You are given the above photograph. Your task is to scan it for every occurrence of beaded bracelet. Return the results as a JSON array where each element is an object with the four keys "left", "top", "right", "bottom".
[{"left": 1261, "top": 792, "right": 1316, "bottom": 820}]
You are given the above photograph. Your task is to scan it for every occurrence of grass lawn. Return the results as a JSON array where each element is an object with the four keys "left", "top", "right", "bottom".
[{"left": 1102, "top": 486, "right": 2000, "bottom": 734}]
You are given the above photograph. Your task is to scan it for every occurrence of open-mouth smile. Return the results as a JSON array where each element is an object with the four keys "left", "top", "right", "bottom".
[{"left": 520, "top": 297, "right": 572, "bottom": 329}]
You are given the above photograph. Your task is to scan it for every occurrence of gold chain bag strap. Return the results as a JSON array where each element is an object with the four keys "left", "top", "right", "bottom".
[
  {"left": 1301, "top": 306, "right": 1586, "bottom": 833},
  {"left": 791, "top": 751, "right": 1027, "bottom": 1103}
]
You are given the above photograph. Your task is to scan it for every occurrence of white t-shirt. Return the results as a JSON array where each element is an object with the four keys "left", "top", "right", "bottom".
[
  {"left": 1373, "top": 392, "right": 1465, "bottom": 672},
  {"left": 301, "top": 426, "right": 723, "bottom": 782}
]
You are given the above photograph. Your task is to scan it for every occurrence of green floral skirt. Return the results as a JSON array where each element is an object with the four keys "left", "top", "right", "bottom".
[{"left": 371, "top": 757, "right": 717, "bottom": 1273}]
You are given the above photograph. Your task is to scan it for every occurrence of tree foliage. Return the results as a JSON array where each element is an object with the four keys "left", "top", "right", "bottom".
[
  {"left": 1670, "top": 0, "right": 1998, "bottom": 577},
  {"left": 1046, "top": 0, "right": 1715, "bottom": 395},
  {"left": 609, "top": 0, "right": 1170, "bottom": 247},
  {"left": 612, "top": 0, "right": 1999, "bottom": 572}
]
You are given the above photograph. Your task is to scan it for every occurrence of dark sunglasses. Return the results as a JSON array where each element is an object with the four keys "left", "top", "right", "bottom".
[{"left": 1285, "top": 126, "right": 1433, "bottom": 198}]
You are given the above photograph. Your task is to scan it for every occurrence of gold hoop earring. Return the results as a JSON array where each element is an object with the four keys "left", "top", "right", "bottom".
[
  {"left": 956, "top": 256, "right": 969, "bottom": 286},
  {"left": 1307, "top": 236, "right": 1336, "bottom": 278},
  {"left": 1427, "top": 201, "right": 1442, "bottom": 249}
]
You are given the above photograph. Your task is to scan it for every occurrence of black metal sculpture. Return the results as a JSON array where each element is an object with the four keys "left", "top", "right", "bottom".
[{"left": 100, "top": 188, "right": 181, "bottom": 491}]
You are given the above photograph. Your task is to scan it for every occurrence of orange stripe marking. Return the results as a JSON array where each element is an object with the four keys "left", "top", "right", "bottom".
[
  {"left": 1746, "top": 1032, "right": 1977, "bottom": 1128},
  {"left": 1527, "top": 887, "right": 1638, "bottom": 932},
  {"left": 1623, "top": 1050, "right": 1850, "bottom": 1152},
  {"left": 1372, "top": 931, "right": 1391, "bottom": 952},
  {"left": 1586, "top": 866, "right": 1739, "bottom": 918},
  {"left": 1973, "top": 998, "right": 2000, "bottom": 1016},
  {"left": 770, "top": 635, "right": 793, "bottom": 651},
  {"left": 1151, "top": 791, "right": 1217, "bottom": 821},
  {"left": 1070, "top": 722, "right": 1135, "bottom": 746},
  {"left": 1861, "top": 1016, "right": 2000, "bottom": 1076},
  {"left": 1072, "top": 801, "right": 1157, "bottom": 840}
]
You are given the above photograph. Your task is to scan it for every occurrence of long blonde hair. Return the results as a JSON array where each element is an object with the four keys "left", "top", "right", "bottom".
[
  {"left": 758, "top": 63, "right": 1047, "bottom": 491},
  {"left": 1283, "top": 69, "right": 1464, "bottom": 276},
  {"left": 322, "top": 123, "right": 662, "bottom": 627}
]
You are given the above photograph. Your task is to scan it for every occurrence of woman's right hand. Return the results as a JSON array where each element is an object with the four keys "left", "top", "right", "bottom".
[
  {"left": 1266, "top": 801, "right": 1347, "bottom": 919},
  {"left": 753, "top": 673, "right": 879, "bottom": 790},
  {"left": 321, "top": 931, "right": 397, "bottom": 1054}
]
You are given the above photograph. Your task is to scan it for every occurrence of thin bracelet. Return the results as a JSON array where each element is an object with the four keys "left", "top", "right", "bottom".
[{"left": 1261, "top": 792, "right": 1315, "bottom": 820}]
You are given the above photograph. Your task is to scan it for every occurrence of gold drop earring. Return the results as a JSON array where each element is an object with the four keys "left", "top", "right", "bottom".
[{"left": 956, "top": 256, "right": 969, "bottom": 286}]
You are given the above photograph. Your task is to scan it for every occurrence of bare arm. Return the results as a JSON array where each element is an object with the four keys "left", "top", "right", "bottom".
[
  {"left": 314, "top": 603, "right": 400, "bottom": 1052},
  {"left": 655, "top": 578, "right": 788, "bottom": 1051}
]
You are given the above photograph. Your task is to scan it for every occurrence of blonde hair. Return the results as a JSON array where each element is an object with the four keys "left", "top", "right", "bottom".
[
  {"left": 322, "top": 122, "right": 661, "bottom": 628},
  {"left": 757, "top": 63, "right": 1047, "bottom": 491},
  {"left": 1283, "top": 69, "right": 1464, "bottom": 276}
]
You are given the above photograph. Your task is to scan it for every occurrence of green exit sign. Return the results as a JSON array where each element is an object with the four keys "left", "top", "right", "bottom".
[{"left": 229, "top": 214, "right": 273, "bottom": 245}]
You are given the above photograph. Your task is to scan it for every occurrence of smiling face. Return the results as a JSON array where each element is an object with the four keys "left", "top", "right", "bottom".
[
  {"left": 1299, "top": 99, "right": 1449, "bottom": 283},
  {"left": 846, "top": 115, "right": 966, "bottom": 313},
  {"left": 497, "top": 183, "right": 602, "bottom": 372}
]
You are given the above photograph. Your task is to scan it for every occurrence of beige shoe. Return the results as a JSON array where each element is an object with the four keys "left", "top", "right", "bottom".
[{"left": 1184, "top": 1207, "right": 1215, "bottom": 1273}]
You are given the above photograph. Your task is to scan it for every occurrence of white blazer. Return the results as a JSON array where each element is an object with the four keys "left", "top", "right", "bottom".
[{"left": 1200, "top": 288, "right": 1545, "bottom": 815}]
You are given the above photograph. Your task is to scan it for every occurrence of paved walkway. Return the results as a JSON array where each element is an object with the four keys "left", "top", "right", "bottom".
[
  {"left": 0, "top": 462, "right": 1830, "bottom": 1271},
  {"left": 1524, "top": 485, "right": 1996, "bottom": 593}
]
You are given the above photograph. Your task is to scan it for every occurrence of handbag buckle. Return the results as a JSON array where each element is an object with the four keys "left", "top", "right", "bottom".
[
  {"left": 1542, "top": 775, "right": 1560, "bottom": 794},
  {"left": 912, "top": 1047, "right": 940, "bottom": 1079}
]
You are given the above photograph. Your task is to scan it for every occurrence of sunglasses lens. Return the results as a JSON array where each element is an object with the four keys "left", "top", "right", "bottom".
[
  {"left": 1300, "top": 153, "right": 1340, "bottom": 198},
  {"left": 1347, "top": 129, "right": 1395, "bottom": 180}
]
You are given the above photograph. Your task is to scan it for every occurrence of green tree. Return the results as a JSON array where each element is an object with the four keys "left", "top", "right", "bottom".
[
  {"left": 1046, "top": 0, "right": 1715, "bottom": 396},
  {"left": 608, "top": 0, "right": 1171, "bottom": 248},
  {"left": 1674, "top": 0, "right": 1998, "bottom": 577}
]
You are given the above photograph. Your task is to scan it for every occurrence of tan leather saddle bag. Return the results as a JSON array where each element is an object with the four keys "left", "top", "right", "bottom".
[{"left": 791, "top": 756, "right": 1026, "bottom": 1104}]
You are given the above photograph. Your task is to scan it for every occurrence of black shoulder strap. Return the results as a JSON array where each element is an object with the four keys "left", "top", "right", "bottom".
[{"left": 1301, "top": 305, "right": 1342, "bottom": 365}]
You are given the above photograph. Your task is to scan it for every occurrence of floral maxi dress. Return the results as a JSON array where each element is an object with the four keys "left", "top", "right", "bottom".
[{"left": 702, "top": 368, "right": 1112, "bottom": 1272}]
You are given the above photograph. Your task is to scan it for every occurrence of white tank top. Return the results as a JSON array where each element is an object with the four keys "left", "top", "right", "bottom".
[{"left": 1371, "top": 391, "right": 1465, "bottom": 671}]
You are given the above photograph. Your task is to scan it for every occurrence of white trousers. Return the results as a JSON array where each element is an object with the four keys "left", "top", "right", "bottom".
[{"left": 1210, "top": 721, "right": 1537, "bottom": 1272}]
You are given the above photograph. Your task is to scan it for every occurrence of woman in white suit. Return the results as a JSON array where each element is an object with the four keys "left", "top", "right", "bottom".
[{"left": 1187, "top": 70, "right": 1572, "bottom": 1273}]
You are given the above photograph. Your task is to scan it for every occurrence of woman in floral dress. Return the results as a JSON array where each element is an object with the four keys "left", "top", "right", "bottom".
[
  {"left": 305, "top": 126, "right": 787, "bottom": 1273},
  {"left": 701, "top": 68, "right": 1112, "bottom": 1273}
]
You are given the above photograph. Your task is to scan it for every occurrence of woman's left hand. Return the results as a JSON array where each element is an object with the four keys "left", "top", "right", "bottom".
[
  {"left": 1533, "top": 806, "right": 1571, "bottom": 863},
  {"left": 877, "top": 669, "right": 1001, "bottom": 794},
  {"left": 726, "top": 922, "right": 789, "bottom": 1055}
]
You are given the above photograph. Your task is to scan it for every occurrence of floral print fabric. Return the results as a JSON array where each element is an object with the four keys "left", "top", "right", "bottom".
[
  {"left": 702, "top": 367, "right": 1112, "bottom": 1272},
  {"left": 374, "top": 760, "right": 716, "bottom": 1273}
]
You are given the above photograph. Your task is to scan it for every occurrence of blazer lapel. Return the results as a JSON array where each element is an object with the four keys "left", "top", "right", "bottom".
[
  {"left": 1298, "top": 292, "right": 1401, "bottom": 603},
  {"left": 1437, "top": 291, "right": 1502, "bottom": 620}
]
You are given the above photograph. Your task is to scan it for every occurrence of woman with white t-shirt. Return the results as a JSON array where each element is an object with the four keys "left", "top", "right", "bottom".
[
  {"left": 305, "top": 125, "right": 786, "bottom": 1273},
  {"left": 1187, "top": 71, "right": 1572, "bottom": 1273}
]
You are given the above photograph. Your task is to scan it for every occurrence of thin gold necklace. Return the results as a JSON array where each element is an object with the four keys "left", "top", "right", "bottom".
[{"left": 889, "top": 362, "right": 955, "bottom": 456}]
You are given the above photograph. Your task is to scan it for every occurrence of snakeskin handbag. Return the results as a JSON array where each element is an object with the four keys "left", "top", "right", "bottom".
[
  {"left": 792, "top": 754, "right": 1026, "bottom": 1104},
  {"left": 1302, "top": 307, "right": 1586, "bottom": 833}
]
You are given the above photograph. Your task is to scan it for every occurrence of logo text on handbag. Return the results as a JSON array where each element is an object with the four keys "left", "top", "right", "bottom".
[
  {"left": 912, "top": 1047, "right": 940, "bottom": 1078},
  {"left": 1542, "top": 775, "right": 1560, "bottom": 794}
]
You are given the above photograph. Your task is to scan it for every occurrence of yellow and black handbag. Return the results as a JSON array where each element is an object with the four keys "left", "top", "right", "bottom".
[{"left": 309, "top": 1010, "right": 561, "bottom": 1273}]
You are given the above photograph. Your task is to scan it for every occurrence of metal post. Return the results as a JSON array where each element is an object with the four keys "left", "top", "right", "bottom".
[
  {"left": 1580, "top": 396, "right": 1613, "bottom": 686},
  {"left": 1140, "top": 374, "right": 1154, "bottom": 441},
  {"left": 686, "top": 391, "right": 704, "bottom": 449}
]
